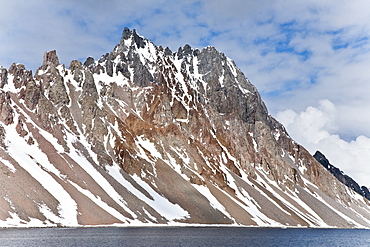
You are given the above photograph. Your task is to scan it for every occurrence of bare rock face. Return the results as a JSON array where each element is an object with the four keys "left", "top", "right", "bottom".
[
  {"left": 23, "top": 79, "right": 41, "bottom": 110},
  {"left": 0, "top": 68, "right": 7, "bottom": 88},
  {"left": 0, "top": 28, "right": 369, "bottom": 228},
  {"left": 49, "top": 74, "right": 70, "bottom": 106},
  {"left": 0, "top": 91, "right": 13, "bottom": 125},
  {"left": 43, "top": 50, "right": 60, "bottom": 67},
  {"left": 8, "top": 63, "right": 33, "bottom": 89}
]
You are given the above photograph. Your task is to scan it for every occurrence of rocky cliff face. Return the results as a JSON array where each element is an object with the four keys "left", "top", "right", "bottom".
[{"left": 0, "top": 28, "right": 370, "bottom": 228}]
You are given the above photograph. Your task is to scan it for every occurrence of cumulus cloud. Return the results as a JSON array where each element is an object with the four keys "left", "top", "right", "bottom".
[
  {"left": 277, "top": 100, "right": 338, "bottom": 143},
  {"left": 277, "top": 100, "right": 370, "bottom": 187}
]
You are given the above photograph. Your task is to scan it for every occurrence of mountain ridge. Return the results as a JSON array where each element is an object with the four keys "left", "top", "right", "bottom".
[
  {"left": 314, "top": 150, "right": 370, "bottom": 201},
  {"left": 0, "top": 28, "right": 369, "bottom": 228}
]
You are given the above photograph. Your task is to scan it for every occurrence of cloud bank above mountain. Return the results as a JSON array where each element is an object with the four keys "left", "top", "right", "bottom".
[
  {"left": 277, "top": 100, "right": 370, "bottom": 186},
  {"left": 1, "top": 0, "right": 370, "bottom": 185}
]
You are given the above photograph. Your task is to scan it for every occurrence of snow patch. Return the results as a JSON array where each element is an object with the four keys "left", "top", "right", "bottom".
[
  {"left": 193, "top": 184, "right": 231, "bottom": 218},
  {"left": 3, "top": 115, "right": 79, "bottom": 226},
  {"left": 0, "top": 157, "right": 16, "bottom": 173},
  {"left": 249, "top": 132, "right": 258, "bottom": 152},
  {"left": 106, "top": 164, "right": 189, "bottom": 222}
]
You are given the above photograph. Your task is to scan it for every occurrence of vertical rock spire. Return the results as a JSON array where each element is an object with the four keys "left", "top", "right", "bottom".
[
  {"left": 120, "top": 27, "right": 146, "bottom": 48},
  {"left": 43, "top": 50, "right": 60, "bottom": 67},
  {"left": 121, "top": 27, "right": 132, "bottom": 40}
]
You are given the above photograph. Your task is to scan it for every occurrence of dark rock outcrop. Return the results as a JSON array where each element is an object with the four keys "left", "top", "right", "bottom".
[{"left": 314, "top": 150, "right": 370, "bottom": 200}]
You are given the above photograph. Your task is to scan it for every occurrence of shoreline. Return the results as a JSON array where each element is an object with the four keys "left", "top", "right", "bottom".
[{"left": 0, "top": 223, "right": 368, "bottom": 230}]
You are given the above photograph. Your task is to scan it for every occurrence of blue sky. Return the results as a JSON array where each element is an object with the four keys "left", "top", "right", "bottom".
[{"left": 1, "top": 0, "right": 370, "bottom": 186}]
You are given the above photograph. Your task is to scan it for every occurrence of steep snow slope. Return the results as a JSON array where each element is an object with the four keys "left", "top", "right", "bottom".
[{"left": 0, "top": 28, "right": 369, "bottom": 228}]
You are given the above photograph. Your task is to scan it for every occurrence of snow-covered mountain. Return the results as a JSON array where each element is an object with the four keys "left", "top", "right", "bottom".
[{"left": 0, "top": 28, "right": 369, "bottom": 228}]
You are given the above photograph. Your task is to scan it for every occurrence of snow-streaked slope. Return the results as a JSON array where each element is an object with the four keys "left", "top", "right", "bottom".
[{"left": 0, "top": 28, "right": 369, "bottom": 228}]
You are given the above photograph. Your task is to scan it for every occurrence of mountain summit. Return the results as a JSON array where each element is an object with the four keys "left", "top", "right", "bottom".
[{"left": 0, "top": 28, "right": 369, "bottom": 228}]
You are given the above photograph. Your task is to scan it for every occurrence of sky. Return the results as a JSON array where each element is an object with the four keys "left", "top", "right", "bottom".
[{"left": 1, "top": 0, "right": 370, "bottom": 186}]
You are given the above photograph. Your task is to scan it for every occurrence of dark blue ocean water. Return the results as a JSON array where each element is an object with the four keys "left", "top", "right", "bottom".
[{"left": 0, "top": 227, "right": 369, "bottom": 247}]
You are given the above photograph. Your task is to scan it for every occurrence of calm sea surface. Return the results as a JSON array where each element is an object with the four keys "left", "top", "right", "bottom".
[{"left": 0, "top": 227, "right": 369, "bottom": 247}]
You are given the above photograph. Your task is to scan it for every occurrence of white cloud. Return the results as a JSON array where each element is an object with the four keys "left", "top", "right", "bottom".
[
  {"left": 277, "top": 100, "right": 370, "bottom": 187},
  {"left": 277, "top": 100, "right": 337, "bottom": 144}
]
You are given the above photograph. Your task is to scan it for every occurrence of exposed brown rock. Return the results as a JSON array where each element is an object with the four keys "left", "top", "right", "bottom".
[
  {"left": 43, "top": 50, "right": 60, "bottom": 67},
  {"left": 0, "top": 29, "right": 368, "bottom": 228},
  {"left": 0, "top": 91, "right": 13, "bottom": 125},
  {"left": 0, "top": 68, "right": 7, "bottom": 88}
]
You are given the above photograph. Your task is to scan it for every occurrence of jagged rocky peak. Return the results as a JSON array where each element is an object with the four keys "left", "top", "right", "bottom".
[
  {"left": 43, "top": 50, "right": 60, "bottom": 67},
  {"left": 118, "top": 27, "right": 147, "bottom": 50},
  {"left": 177, "top": 44, "right": 196, "bottom": 59},
  {"left": 0, "top": 27, "right": 370, "bottom": 228},
  {"left": 6, "top": 63, "right": 33, "bottom": 90},
  {"left": 84, "top": 56, "right": 95, "bottom": 67},
  {"left": 121, "top": 27, "right": 143, "bottom": 42},
  {"left": 70, "top": 59, "right": 83, "bottom": 71},
  {"left": 35, "top": 50, "right": 62, "bottom": 81}
]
